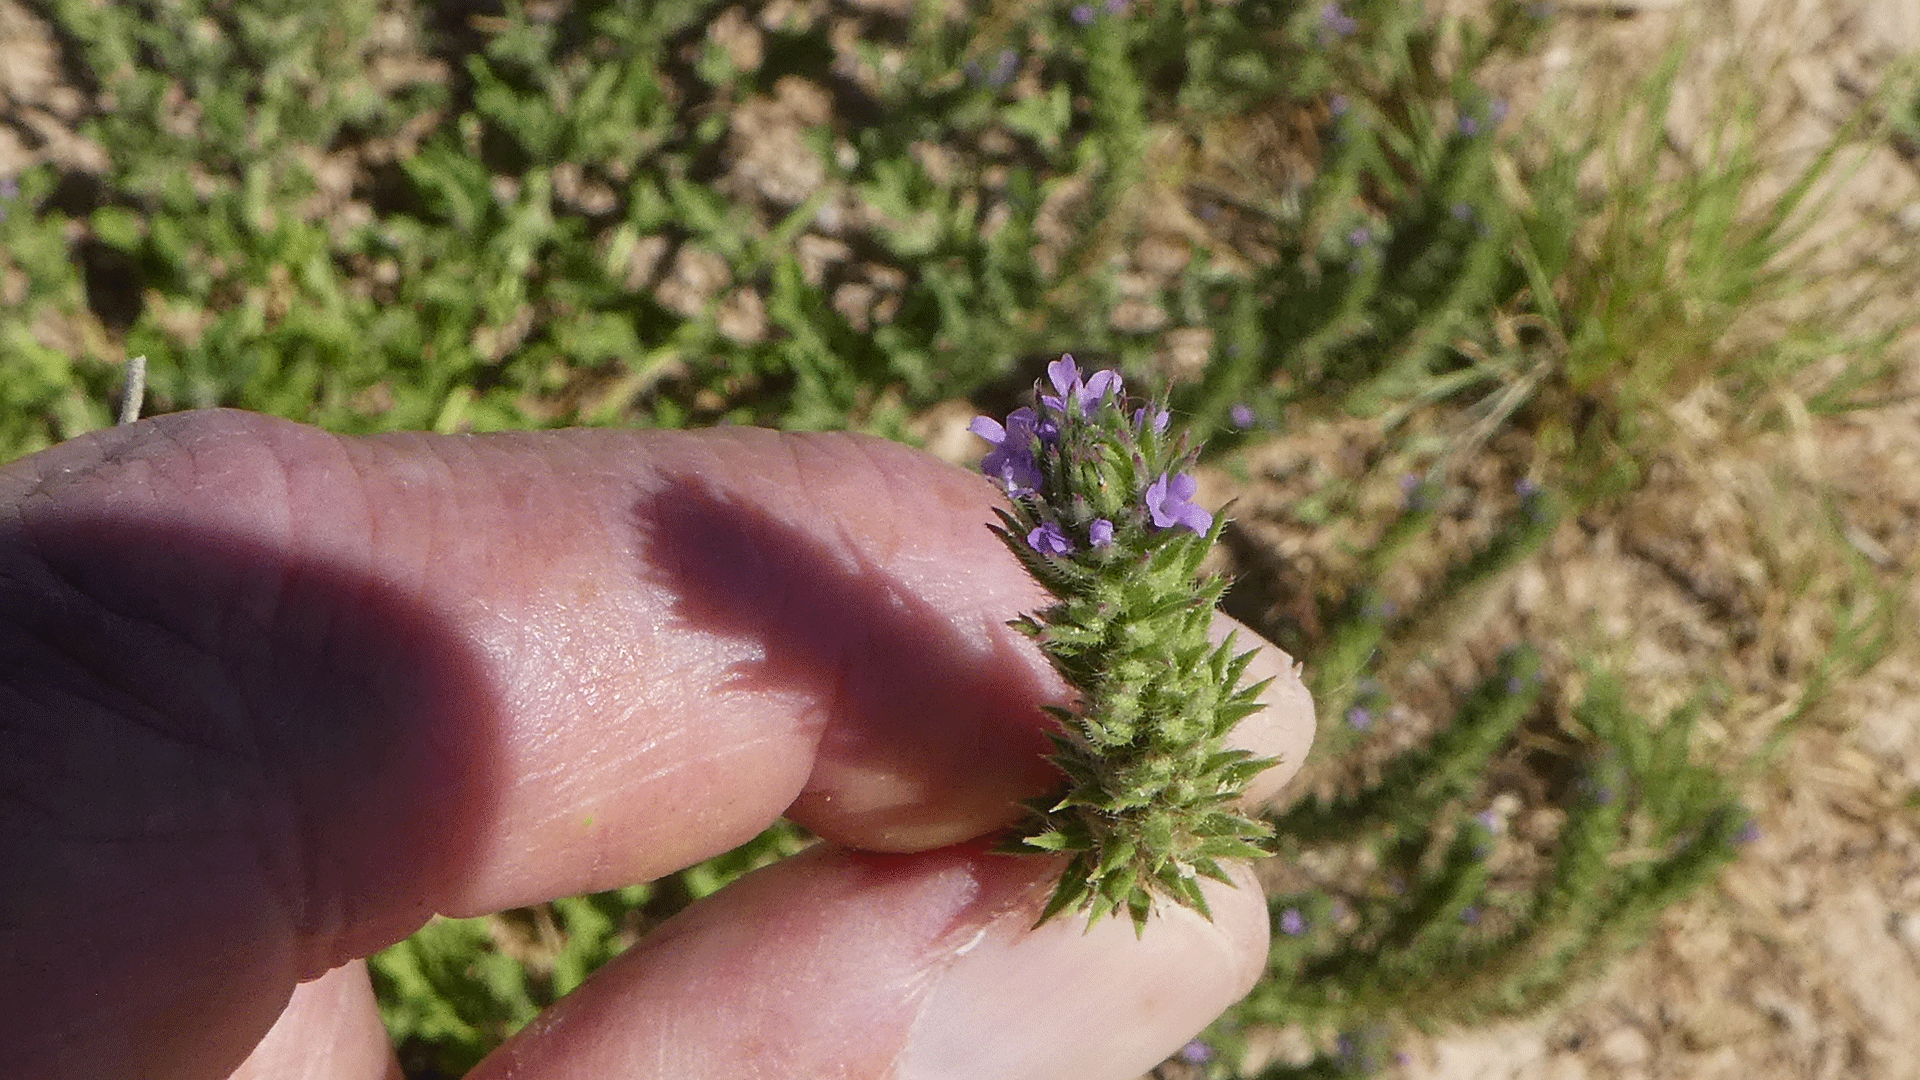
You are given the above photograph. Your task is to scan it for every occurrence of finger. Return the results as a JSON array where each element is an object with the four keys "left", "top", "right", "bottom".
[
  {"left": 2, "top": 410, "right": 1312, "bottom": 1079},
  {"left": 8, "top": 410, "right": 1311, "bottom": 932},
  {"left": 6, "top": 411, "right": 1057, "bottom": 954},
  {"left": 465, "top": 843, "right": 1269, "bottom": 1080},
  {"left": 226, "top": 962, "right": 397, "bottom": 1080}
]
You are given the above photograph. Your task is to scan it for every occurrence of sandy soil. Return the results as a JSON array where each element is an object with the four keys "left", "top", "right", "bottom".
[{"left": 1354, "top": 1, "right": 1920, "bottom": 1077}]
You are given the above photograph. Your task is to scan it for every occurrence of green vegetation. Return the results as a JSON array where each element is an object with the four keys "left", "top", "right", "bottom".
[{"left": 0, "top": 0, "right": 1902, "bottom": 1075}]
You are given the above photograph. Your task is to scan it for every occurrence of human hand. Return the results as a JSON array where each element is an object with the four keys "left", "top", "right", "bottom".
[{"left": 0, "top": 409, "right": 1313, "bottom": 1080}]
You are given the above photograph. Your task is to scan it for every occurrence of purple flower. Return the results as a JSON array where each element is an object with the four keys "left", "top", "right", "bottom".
[
  {"left": 1349, "top": 225, "right": 1373, "bottom": 247},
  {"left": 1459, "top": 100, "right": 1506, "bottom": 136},
  {"left": 1041, "top": 354, "right": 1122, "bottom": 416},
  {"left": 1071, "top": 2, "right": 1095, "bottom": 24},
  {"left": 1736, "top": 820, "right": 1761, "bottom": 845},
  {"left": 1178, "top": 1040, "right": 1215, "bottom": 1064},
  {"left": 969, "top": 48, "right": 1018, "bottom": 88},
  {"left": 1279, "top": 907, "right": 1307, "bottom": 935},
  {"left": 1329, "top": 93, "right": 1350, "bottom": 116},
  {"left": 1105, "top": 0, "right": 1130, "bottom": 12},
  {"left": 1401, "top": 472, "right": 1433, "bottom": 510},
  {"left": 1089, "top": 518, "right": 1115, "bottom": 547},
  {"left": 969, "top": 407, "right": 1045, "bottom": 495},
  {"left": 1027, "top": 521, "right": 1074, "bottom": 555},
  {"left": 1229, "top": 403, "right": 1255, "bottom": 428},
  {"left": 1145, "top": 472, "right": 1211, "bottom": 533},
  {"left": 1345, "top": 705, "right": 1373, "bottom": 731},
  {"left": 1460, "top": 906, "right": 1482, "bottom": 925},
  {"left": 1132, "top": 405, "right": 1170, "bottom": 435},
  {"left": 1320, "top": 2, "right": 1358, "bottom": 36}
]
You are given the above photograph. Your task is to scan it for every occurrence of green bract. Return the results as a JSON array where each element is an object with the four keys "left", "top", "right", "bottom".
[{"left": 972, "top": 356, "right": 1279, "bottom": 933}]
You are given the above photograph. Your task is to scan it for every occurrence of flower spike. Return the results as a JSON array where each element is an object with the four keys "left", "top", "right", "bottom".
[{"left": 968, "top": 356, "right": 1281, "bottom": 933}]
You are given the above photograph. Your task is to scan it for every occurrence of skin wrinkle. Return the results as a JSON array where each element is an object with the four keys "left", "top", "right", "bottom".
[
  {"left": 53, "top": 418, "right": 490, "bottom": 967},
  {"left": 775, "top": 433, "right": 868, "bottom": 770},
  {"left": 217, "top": 429, "right": 371, "bottom": 982},
  {"left": 234, "top": 444, "right": 320, "bottom": 957},
  {"left": 5, "top": 512, "right": 267, "bottom": 801},
  {"left": 352, "top": 430, "right": 469, "bottom": 608}
]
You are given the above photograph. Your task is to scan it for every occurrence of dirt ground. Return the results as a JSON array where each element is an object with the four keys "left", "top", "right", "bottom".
[
  {"left": 3, "top": 0, "right": 1919, "bottom": 1077},
  {"left": 1360, "top": 1, "right": 1920, "bottom": 1077}
]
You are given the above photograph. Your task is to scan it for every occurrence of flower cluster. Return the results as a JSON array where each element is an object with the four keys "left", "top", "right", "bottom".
[{"left": 972, "top": 356, "right": 1279, "bottom": 931}]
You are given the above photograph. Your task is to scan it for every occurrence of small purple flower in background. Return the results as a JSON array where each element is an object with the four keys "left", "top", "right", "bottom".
[
  {"left": 1345, "top": 705, "right": 1373, "bottom": 731},
  {"left": 969, "top": 408, "right": 1046, "bottom": 494},
  {"left": 1459, "top": 99, "right": 1507, "bottom": 138},
  {"left": 1146, "top": 472, "right": 1212, "bottom": 533},
  {"left": 1106, "top": 0, "right": 1130, "bottom": 12},
  {"left": 969, "top": 48, "right": 1018, "bottom": 88},
  {"left": 1089, "top": 518, "right": 1115, "bottom": 548},
  {"left": 1401, "top": 472, "right": 1436, "bottom": 510},
  {"left": 1460, "top": 906, "right": 1482, "bottom": 926},
  {"left": 1071, "top": 2, "right": 1095, "bottom": 24},
  {"left": 1279, "top": 907, "right": 1307, "bottom": 935},
  {"left": 1453, "top": 201, "right": 1475, "bottom": 222},
  {"left": 1516, "top": 476, "right": 1541, "bottom": 499},
  {"left": 1329, "top": 93, "right": 1351, "bottom": 117},
  {"left": 1178, "top": 1041, "right": 1215, "bottom": 1065},
  {"left": 1320, "top": 2, "right": 1358, "bottom": 37},
  {"left": 1028, "top": 521, "right": 1074, "bottom": 555},
  {"left": 1736, "top": 820, "right": 1761, "bottom": 845},
  {"left": 1476, "top": 808, "right": 1501, "bottom": 832},
  {"left": 1349, "top": 225, "right": 1373, "bottom": 247},
  {"left": 1229, "top": 403, "right": 1256, "bottom": 428}
]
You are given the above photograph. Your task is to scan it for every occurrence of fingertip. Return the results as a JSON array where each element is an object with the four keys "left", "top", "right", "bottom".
[
  {"left": 896, "top": 860, "right": 1270, "bottom": 1080},
  {"left": 467, "top": 844, "right": 1270, "bottom": 1080}
]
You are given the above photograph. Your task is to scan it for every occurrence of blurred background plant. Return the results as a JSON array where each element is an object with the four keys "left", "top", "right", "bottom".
[{"left": 0, "top": 0, "right": 1911, "bottom": 1075}]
